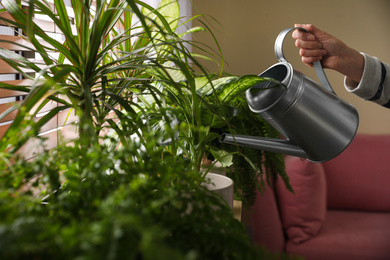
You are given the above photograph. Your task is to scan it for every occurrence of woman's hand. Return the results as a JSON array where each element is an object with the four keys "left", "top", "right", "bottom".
[{"left": 292, "top": 24, "right": 364, "bottom": 83}]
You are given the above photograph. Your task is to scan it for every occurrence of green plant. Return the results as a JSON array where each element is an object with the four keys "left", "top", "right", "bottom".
[
  {"left": 0, "top": 0, "right": 290, "bottom": 207},
  {"left": 0, "top": 0, "right": 206, "bottom": 151},
  {"left": 210, "top": 80, "right": 291, "bottom": 206},
  {"left": 138, "top": 68, "right": 291, "bottom": 206},
  {"left": 0, "top": 1, "right": 299, "bottom": 259},
  {"left": 131, "top": 1, "right": 292, "bottom": 206},
  {"left": 0, "top": 120, "right": 286, "bottom": 259},
  {"left": 0, "top": 0, "right": 298, "bottom": 257}
]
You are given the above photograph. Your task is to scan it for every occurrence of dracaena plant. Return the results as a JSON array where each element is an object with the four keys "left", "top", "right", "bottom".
[
  {"left": 124, "top": 1, "right": 290, "bottom": 205},
  {"left": 0, "top": 0, "right": 211, "bottom": 152},
  {"left": 0, "top": 0, "right": 290, "bottom": 206}
]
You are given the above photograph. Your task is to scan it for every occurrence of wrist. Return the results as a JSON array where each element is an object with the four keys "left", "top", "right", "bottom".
[{"left": 336, "top": 47, "right": 364, "bottom": 83}]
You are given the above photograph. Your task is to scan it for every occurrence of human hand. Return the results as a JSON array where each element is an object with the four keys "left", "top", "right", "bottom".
[{"left": 292, "top": 24, "right": 364, "bottom": 82}]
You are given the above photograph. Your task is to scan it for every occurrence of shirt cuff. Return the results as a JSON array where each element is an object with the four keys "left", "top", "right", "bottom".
[{"left": 344, "top": 53, "right": 382, "bottom": 100}]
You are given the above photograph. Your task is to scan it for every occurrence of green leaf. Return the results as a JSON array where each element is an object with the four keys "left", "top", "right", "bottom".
[
  {"left": 217, "top": 75, "right": 268, "bottom": 103},
  {"left": 179, "top": 26, "right": 206, "bottom": 38},
  {"left": 209, "top": 148, "right": 233, "bottom": 167},
  {"left": 157, "top": 0, "right": 180, "bottom": 31},
  {"left": 194, "top": 75, "right": 216, "bottom": 91},
  {"left": 200, "top": 103, "right": 238, "bottom": 129},
  {"left": 197, "top": 76, "right": 237, "bottom": 96}
]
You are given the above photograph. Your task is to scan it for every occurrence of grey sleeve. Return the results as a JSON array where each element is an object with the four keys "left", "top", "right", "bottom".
[{"left": 344, "top": 53, "right": 390, "bottom": 107}]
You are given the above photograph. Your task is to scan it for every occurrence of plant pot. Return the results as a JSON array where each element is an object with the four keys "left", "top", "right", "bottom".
[{"left": 203, "top": 173, "right": 234, "bottom": 209}]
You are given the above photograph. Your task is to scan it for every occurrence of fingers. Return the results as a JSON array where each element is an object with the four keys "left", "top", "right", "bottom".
[
  {"left": 295, "top": 39, "right": 323, "bottom": 50},
  {"left": 292, "top": 29, "right": 315, "bottom": 41},
  {"left": 294, "top": 37, "right": 327, "bottom": 64},
  {"left": 294, "top": 24, "right": 317, "bottom": 34},
  {"left": 292, "top": 24, "right": 327, "bottom": 66},
  {"left": 299, "top": 48, "right": 327, "bottom": 67},
  {"left": 300, "top": 46, "right": 326, "bottom": 56},
  {"left": 301, "top": 55, "right": 323, "bottom": 66},
  {"left": 299, "top": 48, "right": 324, "bottom": 66},
  {"left": 292, "top": 26, "right": 321, "bottom": 51},
  {"left": 292, "top": 24, "right": 321, "bottom": 45}
]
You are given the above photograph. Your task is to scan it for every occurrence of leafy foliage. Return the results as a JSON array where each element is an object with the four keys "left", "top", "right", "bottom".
[
  {"left": 0, "top": 1, "right": 294, "bottom": 258},
  {"left": 0, "top": 0, "right": 290, "bottom": 205},
  {"left": 137, "top": 71, "right": 291, "bottom": 206},
  {"left": 0, "top": 124, "right": 284, "bottom": 259},
  {"left": 0, "top": 0, "right": 204, "bottom": 151},
  {"left": 214, "top": 80, "right": 291, "bottom": 207}
]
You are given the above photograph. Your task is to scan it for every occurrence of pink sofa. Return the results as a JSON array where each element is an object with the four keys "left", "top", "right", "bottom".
[{"left": 246, "top": 134, "right": 390, "bottom": 260}]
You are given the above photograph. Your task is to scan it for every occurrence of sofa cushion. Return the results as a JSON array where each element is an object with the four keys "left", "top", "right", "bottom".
[
  {"left": 249, "top": 179, "right": 285, "bottom": 253},
  {"left": 286, "top": 210, "right": 390, "bottom": 260},
  {"left": 248, "top": 182, "right": 285, "bottom": 252},
  {"left": 276, "top": 156, "right": 327, "bottom": 244},
  {"left": 323, "top": 134, "right": 390, "bottom": 211}
]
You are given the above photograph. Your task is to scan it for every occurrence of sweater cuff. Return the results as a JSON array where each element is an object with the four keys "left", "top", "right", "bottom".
[{"left": 344, "top": 53, "right": 382, "bottom": 99}]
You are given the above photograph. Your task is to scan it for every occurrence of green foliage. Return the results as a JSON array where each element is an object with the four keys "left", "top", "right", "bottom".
[
  {"left": 0, "top": 0, "right": 290, "bottom": 206},
  {"left": 0, "top": 1, "right": 293, "bottom": 258},
  {"left": 199, "top": 76, "right": 291, "bottom": 206},
  {"left": 219, "top": 94, "right": 291, "bottom": 207},
  {"left": 0, "top": 127, "right": 278, "bottom": 259},
  {"left": 138, "top": 70, "right": 290, "bottom": 206},
  {"left": 0, "top": 0, "right": 210, "bottom": 151}
]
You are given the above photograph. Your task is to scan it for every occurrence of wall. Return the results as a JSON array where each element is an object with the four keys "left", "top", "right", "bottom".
[{"left": 192, "top": 0, "right": 390, "bottom": 134}]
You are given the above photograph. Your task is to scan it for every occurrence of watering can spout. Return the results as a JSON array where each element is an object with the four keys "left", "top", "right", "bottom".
[{"left": 220, "top": 134, "right": 309, "bottom": 159}]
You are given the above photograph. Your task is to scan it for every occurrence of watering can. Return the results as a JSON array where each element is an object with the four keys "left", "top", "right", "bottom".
[{"left": 220, "top": 27, "right": 359, "bottom": 162}]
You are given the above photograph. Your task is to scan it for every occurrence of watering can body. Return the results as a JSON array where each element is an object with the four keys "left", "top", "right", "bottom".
[{"left": 221, "top": 27, "right": 359, "bottom": 162}]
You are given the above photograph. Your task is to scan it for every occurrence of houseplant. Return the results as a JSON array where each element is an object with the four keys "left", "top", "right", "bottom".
[
  {"left": 1, "top": 123, "right": 286, "bottom": 259},
  {"left": 0, "top": 1, "right": 294, "bottom": 258},
  {"left": 0, "top": 0, "right": 290, "bottom": 206},
  {"left": 0, "top": 0, "right": 204, "bottom": 151},
  {"left": 137, "top": 67, "right": 291, "bottom": 206}
]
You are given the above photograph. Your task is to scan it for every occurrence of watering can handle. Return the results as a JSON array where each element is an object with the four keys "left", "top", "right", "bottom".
[{"left": 274, "top": 27, "right": 335, "bottom": 94}]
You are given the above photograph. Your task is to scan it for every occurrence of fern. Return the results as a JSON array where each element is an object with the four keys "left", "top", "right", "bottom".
[
  {"left": 223, "top": 100, "right": 291, "bottom": 207},
  {"left": 261, "top": 116, "right": 293, "bottom": 193}
]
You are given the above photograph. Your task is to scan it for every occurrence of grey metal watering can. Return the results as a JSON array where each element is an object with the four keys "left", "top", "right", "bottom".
[{"left": 221, "top": 27, "right": 359, "bottom": 162}]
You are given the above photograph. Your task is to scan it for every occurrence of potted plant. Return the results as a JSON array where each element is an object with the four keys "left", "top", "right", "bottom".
[
  {"left": 0, "top": 0, "right": 281, "bottom": 258},
  {"left": 0, "top": 0, "right": 201, "bottom": 151},
  {"left": 0, "top": 0, "right": 291, "bottom": 206},
  {"left": 0, "top": 2, "right": 295, "bottom": 258},
  {"left": 137, "top": 64, "right": 292, "bottom": 206},
  {"left": 2, "top": 121, "right": 288, "bottom": 259}
]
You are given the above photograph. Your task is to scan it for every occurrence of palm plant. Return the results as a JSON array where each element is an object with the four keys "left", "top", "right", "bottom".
[
  {"left": 0, "top": 0, "right": 290, "bottom": 206},
  {"left": 0, "top": 0, "right": 205, "bottom": 152},
  {"left": 0, "top": 0, "right": 296, "bottom": 258}
]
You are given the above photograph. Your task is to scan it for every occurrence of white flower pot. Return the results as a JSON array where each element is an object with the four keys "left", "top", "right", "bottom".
[{"left": 203, "top": 173, "right": 234, "bottom": 209}]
